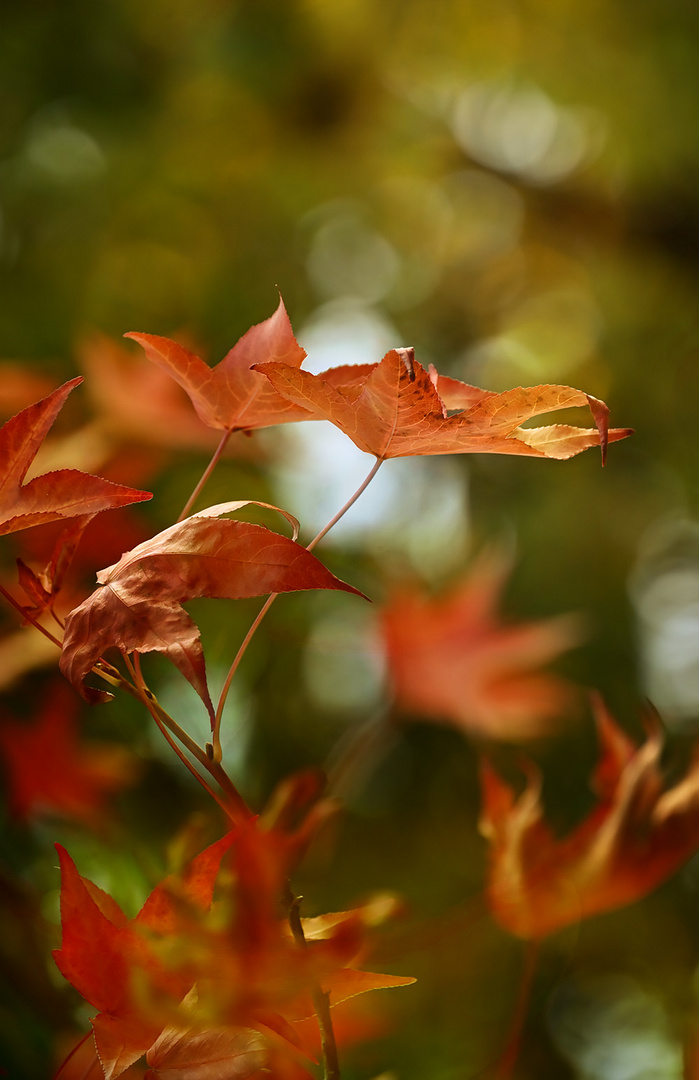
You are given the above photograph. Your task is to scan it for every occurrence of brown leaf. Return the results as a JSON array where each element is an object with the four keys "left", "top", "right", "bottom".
[
  {"left": 255, "top": 349, "right": 633, "bottom": 462},
  {"left": 379, "top": 550, "right": 582, "bottom": 740},
  {"left": 0, "top": 378, "right": 152, "bottom": 536},
  {"left": 59, "top": 501, "right": 364, "bottom": 721},
  {"left": 480, "top": 697, "right": 699, "bottom": 939},
  {"left": 125, "top": 296, "right": 312, "bottom": 433}
]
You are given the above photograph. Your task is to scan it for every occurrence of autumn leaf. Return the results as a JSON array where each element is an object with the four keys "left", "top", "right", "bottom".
[
  {"left": 0, "top": 377, "right": 152, "bottom": 537},
  {"left": 60, "top": 500, "right": 364, "bottom": 722},
  {"left": 0, "top": 510, "right": 152, "bottom": 691},
  {"left": 145, "top": 1025, "right": 268, "bottom": 1079},
  {"left": 0, "top": 679, "right": 137, "bottom": 823},
  {"left": 479, "top": 697, "right": 699, "bottom": 939},
  {"left": 379, "top": 550, "right": 582, "bottom": 740},
  {"left": 54, "top": 823, "right": 414, "bottom": 1079},
  {"left": 79, "top": 333, "right": 241, "bottom": 453},
  {"left": 255, "top": 348, "right": 633, "bottom": 462},
  {"left": 53, "top": 833, "right": 237, "bottom": 1080},
  {"left": 13, "top": 506, "right": 151, "bottom": 614},
  {"left": 125, "top": 296, "right": 313, "bottom": 433}
]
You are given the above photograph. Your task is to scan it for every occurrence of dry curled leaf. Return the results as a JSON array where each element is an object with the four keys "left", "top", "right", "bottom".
[
  {"left": 255, "top": 349, "right": 633, "bottom": 462},
  {"left": 480, "top": 697, "right": 699, "bottom": 938},
  {"left": 60, "top": 501, "right": 364, "bottom": 723}
]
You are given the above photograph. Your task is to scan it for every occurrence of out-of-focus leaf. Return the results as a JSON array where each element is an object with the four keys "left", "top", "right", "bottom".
[
  {"left": 380, "top": 550, "right": 582, "bottom": 740},
  {"left": 480, "top": 697, "right": 699, "bottom": 938},
  {"left": 0, "top": 679, "right": 137, "bottom": 823}
]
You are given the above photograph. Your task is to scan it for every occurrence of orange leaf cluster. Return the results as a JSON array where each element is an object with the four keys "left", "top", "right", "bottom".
[
  {"left": 480, "top": 698, "right": 699, "bottom": 939},
  {"left": 125, "top": 295, "right": 632, "bottom": 463},
  {"left": 54, "top": 817, "right": 414, "bottom": 1079}
]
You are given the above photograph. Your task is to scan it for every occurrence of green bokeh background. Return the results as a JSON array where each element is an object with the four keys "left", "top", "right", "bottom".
[{"left": 2, "top": 2, "right": 699, "bottom": 1077}]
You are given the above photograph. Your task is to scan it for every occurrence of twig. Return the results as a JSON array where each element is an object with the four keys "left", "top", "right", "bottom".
[
  {"left": 491, "top": 940, "right": 539, "bottom": 1080},
  {"left": 178, "top": 427, "right": 234, "bottom": 522},
  {"left": 214, "top": 456, "right": 384, "bottom": 745},
  {"left": 285, "top": 884, "right": 341, "bottom": 1080},
  {"left": 306, "top": 456, "right": 383, "bottom": 551},
  {"left": 0, "top": 581, "right": 63, "bottom": 648}
]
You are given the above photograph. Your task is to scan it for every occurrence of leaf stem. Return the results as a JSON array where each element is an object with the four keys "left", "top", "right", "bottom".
[
  {"left": 51, "top": 1028, "right": 95, "bottom": 1079},
  {"left": 0, "top": 581, "right": 63, "bottom": 648},
  {"left": 306, "top": 456, "right": 383, "bottom": 551},
  {"left": 213, "top": 456, "right": 384, "bottom": 745},
  {"left": 213, "top": 592, "right": 276, "bottom": 758},
  {"left": 285, "top": 884, "right": 341, "bottom": 1080},
  {"left": 178, "top": 427, "right": 234, "bottom": 522},
  {"left": 103, "top": 652, "right": 252, "bottom": 823},
  {"left": 491, "top": 940, "right": 539, "bottom": 1080}
]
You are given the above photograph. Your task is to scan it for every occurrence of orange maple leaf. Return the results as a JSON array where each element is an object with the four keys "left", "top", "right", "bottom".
[
  {"left": 0, "top": 679, "right": 137, "bottom": 823},
  {"left": 479, "top": 696, "right": 699, "bottom": 939},
  {"left": 255, "top": 348, "right": 633, "bottom": 461},
  {"left": 124, "top": 296, "right": 312, "bottom": 433},
  {"left": 379, "top": 551, "right": 582, "bottom": 740},
  {"left": 79, "top": 333, "right": 242, "bottom": 453}
]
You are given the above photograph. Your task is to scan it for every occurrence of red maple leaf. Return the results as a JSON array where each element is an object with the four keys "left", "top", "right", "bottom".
[
  {"left": 0, "top": 378, "right": 151, "bottom": 537},
  {"left": 255, "top": 348, "right": 633, "bottom": 461},
  {"left": 480, "top": 696, "right": 699, "bottom": 939},
  {"left": 124, "top": 296, "right": 313, "bottom": 433},
  {"left": 0, "top": 679, "right": 137, "bottom": 823},
  {"left": 53, "top": 832, "right": 237, "bottom": 1079},
  {"left": 379, "top": 550, "right": 582, "bottom": 740},
  {"left": 59, "top": 501, "right": 365, "bottom": 722}
]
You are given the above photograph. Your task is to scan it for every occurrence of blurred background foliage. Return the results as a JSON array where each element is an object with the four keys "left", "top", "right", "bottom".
[{"left": 2, "top": 1, "right": 699, "bottom": 1078}]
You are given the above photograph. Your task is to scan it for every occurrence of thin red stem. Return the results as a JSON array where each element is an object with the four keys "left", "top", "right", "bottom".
[
  {"left": 0, "top": 581, "right": 63, "bottom": 648},
  {"left": 213, "top": 592, "right": 276, "bottom": 758},
  {"left": 213, "top": 456, "right": 384, "bottom": 751},
  {"left": 178, "top": 427, "right": 234, "bottom": 522},
  {"left": 492, "top": 940, "right": 539, "bottom": 1080},
  {"left": 306, "top": 456, "right": 383, "bottom": 551},
  {"left": 52, "top": 1029, "right": 95, "bottom": 1080},
  {"left": 122, "top": 652, "right": 250, "bottom": 822}
]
